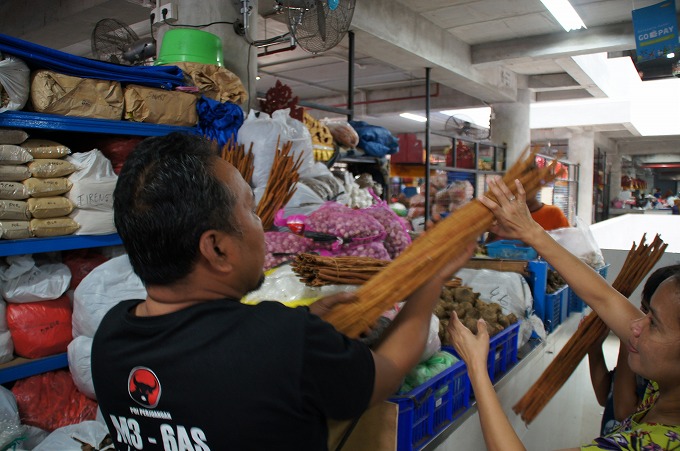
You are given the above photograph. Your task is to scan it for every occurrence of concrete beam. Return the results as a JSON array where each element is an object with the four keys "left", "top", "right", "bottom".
[
  {"left": 528, "top": 73, "right": 579, "bottom": 91},
  {"left": 349, "top": 0, "right": 518, "bottom": 103},
  {"left": 0, "top": 0, "right": 150, "bottom": 51},
  {"left": 617, "top": 138, "right": 680, "bottom": 155},
  {"left": 472, "top": 21, "right": 636, "bottom": 66}
]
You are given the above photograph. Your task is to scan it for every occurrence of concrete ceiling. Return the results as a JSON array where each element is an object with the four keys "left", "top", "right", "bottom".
[{"left": 1, "top": 0, "right": 680, "bottom": 179}]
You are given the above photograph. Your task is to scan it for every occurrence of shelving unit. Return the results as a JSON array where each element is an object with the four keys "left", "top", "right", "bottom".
[
  {"left": 433, "top": 132, "right": 506, "bottom": 199},
  {"left": 0, "top": 111, "right": 193, "bottom": 385}
]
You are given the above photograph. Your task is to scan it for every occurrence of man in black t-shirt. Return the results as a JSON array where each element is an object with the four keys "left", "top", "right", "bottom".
[{"left": 92, "top": 132, "right": 474, "bottom": 450}]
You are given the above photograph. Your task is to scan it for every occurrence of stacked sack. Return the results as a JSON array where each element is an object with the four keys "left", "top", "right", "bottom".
[
  {"left": 65, "top": 149, "right": 117, "bottom": 235},
  {"left": 21, "top": 139, "right": 79, "bottom": 238},
  {"left": 0, "top": 129, "right": 32, "bottom": 239}
]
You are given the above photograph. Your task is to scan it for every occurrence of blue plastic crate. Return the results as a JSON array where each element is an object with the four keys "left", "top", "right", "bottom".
[
  {"left": 485, "top": 240, "right": 538, "bottom": 260},
  {"left": 443, "top": 319, "right": 521, "bottom": 387},
  {"left": 390, "top": 356, "right": 471, "bottom": 451},
  {"left": 540, "top": 285, "right": 569, "bottom": 333},
  {"left": 568, "top": 264, "right": 610, "bottom": 314},
  {"left": 486, "top": 321, "right": 520, "bottom": 383}
]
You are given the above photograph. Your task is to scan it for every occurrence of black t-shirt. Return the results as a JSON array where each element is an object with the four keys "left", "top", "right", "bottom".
[{"left": 92, "top": 299, "right": 375, "bottom": 451}]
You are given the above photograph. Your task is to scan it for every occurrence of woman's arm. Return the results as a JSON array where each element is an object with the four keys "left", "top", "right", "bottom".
[
  {"left": 448, "top": 312, "right": 526, "bottom": 451},
  {"left": 611, "top": 344, "right": 642, "bottom": 421},
  {"left": 479, "top": 178, "right": 642, "bottom": 341},
  {"left": 587, "top": 328, "right": 612, "bottom": 407}
]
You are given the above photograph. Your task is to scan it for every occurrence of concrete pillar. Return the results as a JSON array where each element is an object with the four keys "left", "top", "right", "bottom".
[
  {"left": 609, "top": 146, "right": 622, "bottom": 204},
  {"left": 490, "top": 89, "right": 531, "bottom": 166},
  {"left": 568, "top": 129, "right": 595, "bottom": 225},
  {"left": 159, "top": 0, "right": 257, "bottom": 110}
]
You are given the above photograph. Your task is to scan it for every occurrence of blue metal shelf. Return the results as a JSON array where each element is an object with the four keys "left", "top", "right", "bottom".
[
  {"left": 0, "top": 353, "right": 68, "bottom": 384},
  {"left": 0, "top": 111, "right": 197, "bottom": 136},
  {"left": 0, "top": 233, "right": 122, "bottom": 257}
]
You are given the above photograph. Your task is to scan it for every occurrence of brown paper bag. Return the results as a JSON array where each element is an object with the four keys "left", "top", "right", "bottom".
[
  {"left": 30, "top": 70, "right": 124, "bottom": 120},
  {"left": 172, "top": 62, "right": 248, "bottom": 105},
  {"left": 124, "top": 85, "right": 198, "bottom": 126},
  {"left": 327, "top": 401, "right": 398, "bottom": 451}
]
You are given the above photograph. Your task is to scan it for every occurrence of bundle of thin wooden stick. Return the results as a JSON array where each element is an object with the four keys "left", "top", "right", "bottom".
[
  {"left": 292, "top": 253, "right": 391, "bottom": 286},
  {"left": 322, "top": 147, "right": 562, "bottom": 338},
  {"left": 291, "top": 253, "right": 465, "bottom": 288},
  {"left": 256, "top": 139, "right": 303, "bottom": 230},
  {"left": 513, "top": 233, "right": 667, "bottom": 424},
  {"left": 220, "top": 137, "right": 254, "bottom": 184}
]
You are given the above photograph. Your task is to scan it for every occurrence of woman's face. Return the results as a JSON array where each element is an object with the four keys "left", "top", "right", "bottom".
[{"left": 628, "top": 277, "right": 680, "bottom": 386}]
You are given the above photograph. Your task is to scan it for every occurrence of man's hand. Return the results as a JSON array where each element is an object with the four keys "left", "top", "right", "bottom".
[{"left": 308, "top": 291, "right": 357, "bottom": 319}]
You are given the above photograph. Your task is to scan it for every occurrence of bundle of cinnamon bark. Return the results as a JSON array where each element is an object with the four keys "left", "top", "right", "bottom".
[
  {"left": 513, "top": 233, "right": 667, "bottom": 423},
  {"left": 220, "top": 137, "right": 254, "bottom": 184},
  {"left": 256, "top": 140, "right": 303, "bottom": 230},
  {"left": 291, "top": 252, "right": 462, "bottom": 288},
  {"left": 322, "top": 147, "right": 562, "bottom": 338}
]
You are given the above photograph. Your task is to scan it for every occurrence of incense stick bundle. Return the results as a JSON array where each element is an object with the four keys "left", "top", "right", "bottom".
[
  {"left": 256, "top": 139, "right": 304, "bottom": 230},
  {"left": 220, "top": 137, "right": 254, "bottom": 184},
  {"left": 322, "top": 147, "right": 562, "bottom": 338},
  {"left": 292, "top": 253, "right": 391, "bottom": 286},
  {"left": 513, "top": 234, "right": 667, "bottom": 424}
]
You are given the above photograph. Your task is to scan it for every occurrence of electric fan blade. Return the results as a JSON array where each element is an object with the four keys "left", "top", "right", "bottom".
[{"left": 316, "top": 0, "right": 327, "bottom": 42}]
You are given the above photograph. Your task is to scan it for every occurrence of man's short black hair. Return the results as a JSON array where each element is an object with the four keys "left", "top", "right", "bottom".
[{"left": 113, "top": 132, "right": 240, "bottom": 285}]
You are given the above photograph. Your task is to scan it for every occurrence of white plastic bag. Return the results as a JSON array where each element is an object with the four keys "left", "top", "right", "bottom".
[
  {"left": 0, "top": 255, "right": 71, "bottom": 303},
  {"left": 0, "top": 301, "right": 14, "bottom": 364},
  {"left": 456, "top": 268, "right": 541, "bottom": 348},
  {"left": 66, "top": 149, "right": 117, "bottom": 212},
  {"left": 0, "top": 55, "right": 30, "bottom": 113},
  {"left": 67, "top": 335, "right": 96, "bottom": 400},
  {"left": 421, "top": 314, "right": 441, "bottom": 363},
  {"left": 548, "top": 217, "right": 605, "bottom": 269},
  {"left": 69, "top": 209, "right": 116, "bottom": 235},
  {"left": 0, "top": 385, "right": 24, "bottom": 450},
  {"left": 242, "top": 264, "right": 357, "bottom": 306},
  {"left": 238, "top": 109, "right": 315, "bottom": 189},
  {"left": 32, "top": 421, "right": 111, "bottom": 451},
  {"left": 72, "top": 254, "right": 146, "bottom": 338}
]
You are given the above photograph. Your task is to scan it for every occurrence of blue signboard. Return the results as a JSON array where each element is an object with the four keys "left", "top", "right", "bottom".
[{"left": 632, "top": 0, "right": 680, "bottom": 62}]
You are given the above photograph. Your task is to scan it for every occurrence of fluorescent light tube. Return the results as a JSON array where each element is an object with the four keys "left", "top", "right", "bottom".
[
  {"left": 540, "top": 0, "right": 586, "bottom": 32},
  {"left": 400, "top": 112, "right": 428, "bottom": 122}
]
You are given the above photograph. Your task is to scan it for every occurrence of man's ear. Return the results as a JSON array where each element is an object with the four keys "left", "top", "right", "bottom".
[{"left": 199, "top": 230, "right": 234, "bottom": 273}]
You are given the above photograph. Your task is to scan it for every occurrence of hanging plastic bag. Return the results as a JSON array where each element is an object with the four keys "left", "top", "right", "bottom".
[
  {"left": 0, "top": 255, "right": 71, "bottom": 303},
  {"left": 0, "top": 55, "right": 30, "bottom": 113},
  {"left": 11, "top": 370, "right": 98, "bottom": 432},
  {"left": 548, "top": 217, "right": 605, "bottom": 269}
]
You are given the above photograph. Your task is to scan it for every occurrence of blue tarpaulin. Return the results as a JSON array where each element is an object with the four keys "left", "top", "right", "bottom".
[{"left": 0, "top": 33, "right": 185, "bottom": 89}]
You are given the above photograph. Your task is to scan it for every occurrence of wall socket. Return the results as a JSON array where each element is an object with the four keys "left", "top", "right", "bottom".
[{"left": 150, "top": 2, "right": 178, "bottom": 24}]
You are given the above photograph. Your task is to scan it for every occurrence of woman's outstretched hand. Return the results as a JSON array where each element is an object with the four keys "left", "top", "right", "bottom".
[
  {"left": 447, "top": 311, "right": 489, "bottom": 374},
  {"left": 478, "top": 177, "right": 542, "bottom": 243}
]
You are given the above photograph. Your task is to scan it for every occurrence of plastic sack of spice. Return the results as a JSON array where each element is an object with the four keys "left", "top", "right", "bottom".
[
  {"left": 11, "top": 370, "right": 98, "bottom": 432},
  {"left": 264, "top": 231, "right": 315, "bottom": 270},
  {"left": 6, "top": 295, "right": 73, "bottom": 359},
  {"left": 363, "top": 197, "right": 412, "bottom": 259},
  {"left": 306, "top": 201, "right": 386, "bottom": 244}
]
